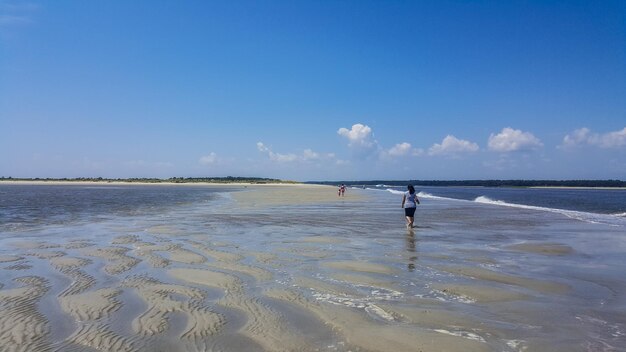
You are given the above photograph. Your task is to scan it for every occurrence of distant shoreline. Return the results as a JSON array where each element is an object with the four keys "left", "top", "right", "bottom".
[
  {"left": 0, "top": 181, "right": 328, "bottom": 188},
  {"left": 311, "top": 179, "right": 626, "bottom": 188},
  {"left": 0, "top": 177, "right": 297, "bottom": 186}
]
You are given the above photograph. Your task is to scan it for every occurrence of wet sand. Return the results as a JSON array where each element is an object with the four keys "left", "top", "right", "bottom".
[{"left": 0, "top": 184, "right": 625, "bottom": 351}]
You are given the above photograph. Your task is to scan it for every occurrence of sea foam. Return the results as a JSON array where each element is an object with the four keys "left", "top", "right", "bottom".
[{"left": 473, "top": 196, "right": 624, "bottom": 226}]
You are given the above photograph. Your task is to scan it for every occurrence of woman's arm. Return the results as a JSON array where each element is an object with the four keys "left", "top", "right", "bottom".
[{"left": 401, "top": 194, "right": 406, "bottom": 208}]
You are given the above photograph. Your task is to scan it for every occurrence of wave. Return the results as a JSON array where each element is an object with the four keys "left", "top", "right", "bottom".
[
  {"left": 385, "top": 189, "right": 404, "bottom": 195},
  {"left": 384, "top": 189, "right": 463, "bottom": 204},
  {"left": 417, "top": 191, "right": 453, "bottom": 200},
  {"left": 375, "top": 184, "right": 397, "bottom": 188},
  {"left": 384, "top": 189, "right": 464, "bottom": 201},
  {"left": 383, "top": 189, "right": 447, "bottom": 198},
  {"left": 473, "top": 196, "right": 623, "bottom": 226},
  {"left": 363, "top": 187, "right": 624, "bottom": 226}
]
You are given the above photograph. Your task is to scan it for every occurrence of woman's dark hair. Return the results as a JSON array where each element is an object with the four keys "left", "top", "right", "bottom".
[{"left": 407, "top": 184, "right": 415, "bottom": 194}]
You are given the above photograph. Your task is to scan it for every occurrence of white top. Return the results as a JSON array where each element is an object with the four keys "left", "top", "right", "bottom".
[{"left": 404, "top": 191, "right": 417, "bottom": 208}]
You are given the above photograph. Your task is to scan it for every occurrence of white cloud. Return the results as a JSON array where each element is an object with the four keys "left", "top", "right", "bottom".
[
  {"left": 561, "top": 128, "right": 591, "bottom": 149},
  {"left": 596, "top": 127, "right": 626, "bottom": 148},
  {"left": 271, "top": 152, "right": 298, "bottom": 162},
  {"left": 302, "top": 149, "right": 319, "bottom": 160},
  {"left": 488, "top": 127, "right": 543, "bottom": 152},
  {"left": 199, "top": 152, "right": 218, "bottom": 165},
  {"left": 561, "top": 127, "right": 626, "bottom": 149},
  {"left": 382, "top": 142, "right": 424, "bottom": 159},
  {"left": 428, "top": 135, "right": 479, "bottom": 156},
  {"left": 0, "top": 3, "right": 39, "bottom": 28},
  {"left": 388, "top": 142, "right": 411, "bottom": 156},
  {"left": 257, "top": 142, "right": 332, "bottom": 163},
  {"left": 337, "top": 123, "right": 375, "bottom": 149}
]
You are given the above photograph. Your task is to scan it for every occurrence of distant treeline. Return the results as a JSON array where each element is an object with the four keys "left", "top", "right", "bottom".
[
  {"left": 0, "top": 176, "right": 292, "bottom": 184},
  {"left": 310, "top": 179, "right": 626, "bottom": 188}
]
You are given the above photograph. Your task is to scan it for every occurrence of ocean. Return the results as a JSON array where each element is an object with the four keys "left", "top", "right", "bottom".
[
  {"left": 0, "top": 183, "right": 625, "bottom": 351},
  {"left": 370, "top": 184, "right": 626, "bottom": 227}
]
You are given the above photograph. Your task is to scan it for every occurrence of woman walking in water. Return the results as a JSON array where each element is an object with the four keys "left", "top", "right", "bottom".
[{"left": 401, "top": 184, "right": 420, "bottom": 228}]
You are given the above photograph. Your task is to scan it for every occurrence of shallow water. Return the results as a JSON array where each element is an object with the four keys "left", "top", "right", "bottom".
[{"left": 1, "top": 184, "right": 625, "bottom": 351}]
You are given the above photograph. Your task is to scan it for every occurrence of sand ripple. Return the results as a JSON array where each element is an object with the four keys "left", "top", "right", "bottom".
[
  {"left": 55, "top": 279, "right": 130, "bottom": 351},
  {"left": 132, "top": 243, "right": 173, "bottom": 268},
  {"left": 167, "top": 245, "right": 207, "bottom": 264},
  {"left": 188, "top": 240, "right": 244, "bottom": 262},
  {"left": 0, "top": 276, "right": 51, "bottom": 352},
  {"left": 50, "top": 257, "right": 95, "bottom": 296},
  {"left": 26, "top": 251, "right": 66, "bottom": 260},
  {"left": 111, "top": 234, "right": 142, "bottom": 244},
  {"left": 123, "top": 275, "right": 225, "bottom": 338},
  {"left": 10, "top": 241, "right": 60, "bottom": 250},
  {"left": 81, "top": 246, "right": 140, "bottom": 275},
  {"left": 61, "top": 324, "right": 138, "bottom": 352},
  {"left": 0, "top": 255, "right": 23, "bottom": 263},
  {"left": 63, "top": 241, "right": 96, "bottom": 249},
  {"left": 208, "top": 262, "right": 273, "bottom": 282},
  {"left": 3, "top": 263, "right": 32, "bottom": 271},
  {"left": 59, "top": 288, "right": 121, "bottom": 322},
  {"left": 169, "top": 268, "right": 312, "bottom": 351}
]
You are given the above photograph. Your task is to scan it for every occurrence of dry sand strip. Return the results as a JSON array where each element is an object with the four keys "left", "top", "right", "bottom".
[
  {"left": 232, "top": 184, "right": 363, "bottom": 208},
  {"left": 0, "top": 276, "right": 51, "bottom": 352}
]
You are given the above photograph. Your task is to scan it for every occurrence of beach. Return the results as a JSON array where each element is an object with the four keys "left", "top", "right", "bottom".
[{"left": 0, "top": 183, "right": 625, "bottom": 351}]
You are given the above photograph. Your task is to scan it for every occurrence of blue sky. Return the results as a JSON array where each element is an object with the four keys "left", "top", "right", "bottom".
[{"left": 1, "top": 0, "right": 625, "bottom": 181}]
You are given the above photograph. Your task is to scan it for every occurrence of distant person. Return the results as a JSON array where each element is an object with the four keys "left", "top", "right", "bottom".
[
  {"left": 401, "top": 184, "right": 420, "bottom": 228},
  {"left": 340, "top": 184, "right": 346, "bottom": 197}
]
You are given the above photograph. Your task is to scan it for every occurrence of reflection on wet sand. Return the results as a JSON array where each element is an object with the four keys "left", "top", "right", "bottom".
[{"left": 405, "top": 232, "right": 418, "bottom": 272}]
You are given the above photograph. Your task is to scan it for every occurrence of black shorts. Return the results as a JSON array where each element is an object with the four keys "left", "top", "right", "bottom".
[{"left": 404, "top": 207, "right": 416, "bottom": 217}]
